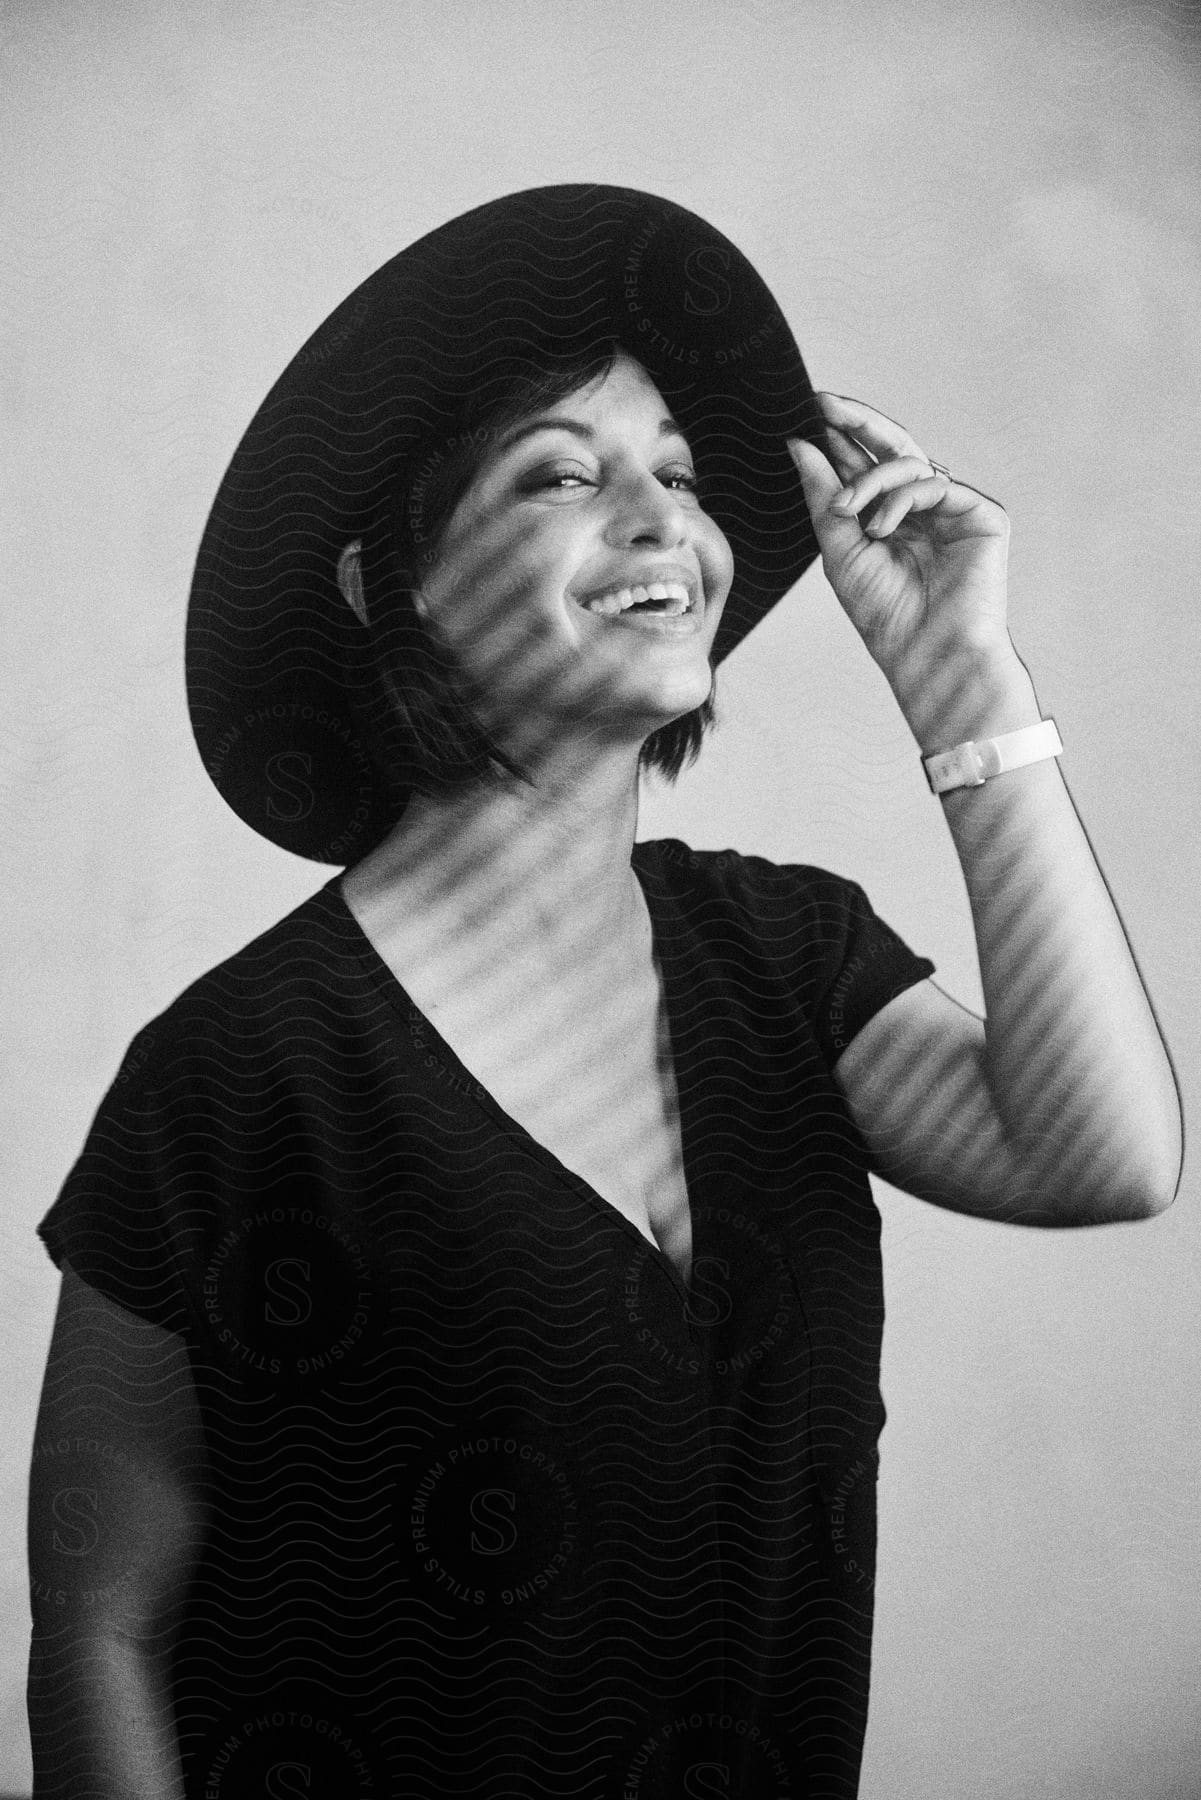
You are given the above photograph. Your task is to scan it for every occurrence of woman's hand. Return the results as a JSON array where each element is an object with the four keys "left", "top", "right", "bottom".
[{"left": 787, "top": 393, "right": 1013, "bottom": 696}]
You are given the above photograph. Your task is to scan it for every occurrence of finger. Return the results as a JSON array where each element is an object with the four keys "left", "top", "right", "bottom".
[
  {"left": 862, "top": 477, "right": 951, "bottom": 536},
  {"left": 793, "top": 421, "right": 888, "bottom": 481},
  {"left": 830, "top": 456, "right": 948, "bottom": 516},
  {"left": 822, "top": 422, "right": 878, "bottom": 483},
  {"left": 817, "top": 391, "right": 928, "bottom": 464},
  {"left": 786, "top": 437, "right": 878, "bottom": 551}
]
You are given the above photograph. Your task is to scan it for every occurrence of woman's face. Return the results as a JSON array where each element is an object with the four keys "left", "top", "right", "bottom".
[{"left": 413, "top": 351, "right": 735, "bottom": 758}]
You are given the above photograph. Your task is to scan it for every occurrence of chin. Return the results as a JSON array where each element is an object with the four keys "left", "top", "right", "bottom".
[
  {"left": 559, "top": 628, "right": 717, "bottom": 734},
  {"left": 624, "top": 664, "right": 714, "bottom": 729}
]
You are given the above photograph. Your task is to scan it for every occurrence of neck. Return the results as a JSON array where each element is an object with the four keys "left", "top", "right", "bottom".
[{"left": 347, "top": 738, "right": 649, "bottom": 954}]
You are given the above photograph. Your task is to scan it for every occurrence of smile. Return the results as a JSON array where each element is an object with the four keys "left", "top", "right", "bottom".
[{"left": 577, "top": 580, "right": 697, "bottom": 617}]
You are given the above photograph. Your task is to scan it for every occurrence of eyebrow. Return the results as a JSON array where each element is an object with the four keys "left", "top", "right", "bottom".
[{"left": 495, "top": 413, "right": 691, "bottom": 454}]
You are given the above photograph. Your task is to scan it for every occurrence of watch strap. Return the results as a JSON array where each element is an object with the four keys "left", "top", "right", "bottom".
[{"left": 922, "top": 718, "right": 1063, "bottom": 794}]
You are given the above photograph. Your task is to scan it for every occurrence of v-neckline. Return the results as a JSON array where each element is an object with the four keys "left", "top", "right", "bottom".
[{"left": 321, "top": 844, "right": 698, "bottom": 1308}]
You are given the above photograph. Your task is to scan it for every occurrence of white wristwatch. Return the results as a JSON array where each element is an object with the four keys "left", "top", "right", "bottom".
[{"left": 922, "top": 718, "right": 1063, "bottom": 795}]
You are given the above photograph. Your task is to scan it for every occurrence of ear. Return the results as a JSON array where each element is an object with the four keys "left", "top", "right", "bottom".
[{"left": 336, "top": 540, "right": 369, "bottom": 627}]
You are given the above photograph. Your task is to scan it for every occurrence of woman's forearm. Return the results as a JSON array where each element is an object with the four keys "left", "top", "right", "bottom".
[
  {"left": 29, "top": 1625, "right": 185, "bottom": 1800},
  {"left": 891, "top": 638, "right": 1183, "bottom": 1219}
]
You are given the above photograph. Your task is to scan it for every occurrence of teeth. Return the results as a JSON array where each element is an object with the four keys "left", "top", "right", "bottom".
[{"left": 582, "top": 581, "right": 693, "bottom": 616}]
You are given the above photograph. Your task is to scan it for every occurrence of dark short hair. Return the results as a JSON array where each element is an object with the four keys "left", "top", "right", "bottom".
[{"left": 344, "top": 344, "right": 719, "bottom": 809}]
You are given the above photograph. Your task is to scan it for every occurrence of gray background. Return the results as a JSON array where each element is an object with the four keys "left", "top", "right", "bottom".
[{"left": 5, "top": 1, "right": 1200, "bottom": 1793}]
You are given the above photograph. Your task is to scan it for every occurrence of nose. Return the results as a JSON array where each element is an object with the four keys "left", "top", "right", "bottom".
[{"left": 604, "top": 463, "right": 689, "bottom": 550}]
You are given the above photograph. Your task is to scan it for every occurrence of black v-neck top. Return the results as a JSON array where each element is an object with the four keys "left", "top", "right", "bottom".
[{"left": 36, "top": 838, "right": 934, "bottom": 1800}]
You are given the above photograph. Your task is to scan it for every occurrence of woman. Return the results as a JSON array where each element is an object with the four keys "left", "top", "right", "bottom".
[{"left": 28, "top": 185, "right": 1181, "bottom": 1799}]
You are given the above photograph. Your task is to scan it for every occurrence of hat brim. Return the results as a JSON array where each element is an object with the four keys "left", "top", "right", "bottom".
[{"left": 186, "top": 183, "right": 829, "bottom": 864}]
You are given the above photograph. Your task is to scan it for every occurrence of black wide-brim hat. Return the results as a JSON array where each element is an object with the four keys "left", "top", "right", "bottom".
[{"left": 186, "top": 182, "right": 830, "bottom": 865}]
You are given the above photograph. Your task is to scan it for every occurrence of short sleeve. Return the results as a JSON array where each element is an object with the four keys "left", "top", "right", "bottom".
[
  {"left": 36, "top": 1024, "right": 195, "bottom": 1338},
  {"left": 647, "top": 840, "right": 937, "bottom": 1074},
  {"left": 803, "top": 869, "right": 936, "bottom": 1068}
]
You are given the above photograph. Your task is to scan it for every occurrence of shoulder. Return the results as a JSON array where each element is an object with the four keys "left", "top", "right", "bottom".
[
  {"left": 634, "top": 835, "right": 870, "bottom": 924},
  {"left": 100, "top": 879, "right": 350, "bottom": 1101},
  {"left": 634, "top": 838, "right": 931, "bottom": 1012}
]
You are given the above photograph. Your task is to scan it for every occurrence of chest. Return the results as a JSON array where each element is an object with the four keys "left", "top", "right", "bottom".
[
  {"left": 362, "top": 916, "right": 694, "bottom": 1285},
  {"left": 462, "top": 979, "right": 693, "bottom": 1284}
]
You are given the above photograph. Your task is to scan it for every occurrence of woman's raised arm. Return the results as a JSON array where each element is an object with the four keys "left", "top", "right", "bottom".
[{"left": 789, "top": 398, "right": 1183, "bottom": 1225}]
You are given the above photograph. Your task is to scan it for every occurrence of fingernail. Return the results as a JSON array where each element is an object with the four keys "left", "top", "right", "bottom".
[{"left": 830, "top": 489, "right": 857, "bottom": 512}]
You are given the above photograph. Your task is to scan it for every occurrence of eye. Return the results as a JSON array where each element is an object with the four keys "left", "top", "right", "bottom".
[
  {"left": 524, "top": 463, "right": 595, "bottom": 492},
  {"left": 517, "top": 460, "right": 701, "bottom": 497}
]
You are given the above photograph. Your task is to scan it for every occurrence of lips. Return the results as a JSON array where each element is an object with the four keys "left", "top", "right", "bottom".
[
  {"left": 580, "top": 581, "right": 693, "bottom": 617},
  {"left": 574, "top": 566, "right": 701, "bottom": 617}
]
